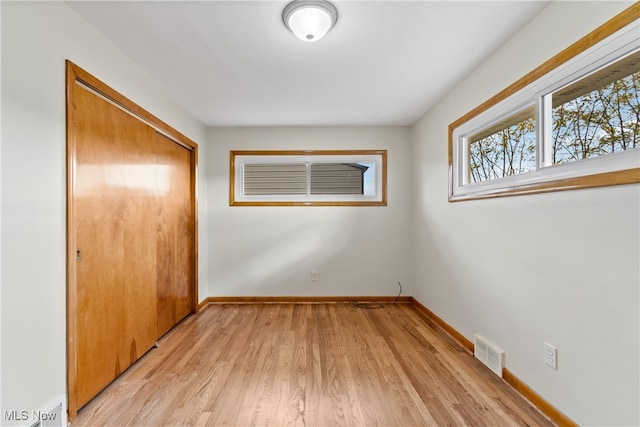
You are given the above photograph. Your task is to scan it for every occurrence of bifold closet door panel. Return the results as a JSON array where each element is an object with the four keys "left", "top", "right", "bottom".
[
  {"left": 155, "top": 132, "right": 194, "bottom": 338},
  {"left": 74, "top": 84, "right": 158, "bottom": 408}
]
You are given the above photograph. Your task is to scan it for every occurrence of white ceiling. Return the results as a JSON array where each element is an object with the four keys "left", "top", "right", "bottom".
[{"left": 67, "top": 1, "right": 550, "bottom": 127}]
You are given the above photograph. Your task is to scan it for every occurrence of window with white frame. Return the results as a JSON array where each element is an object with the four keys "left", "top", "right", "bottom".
[
  {"left": 449, "top": 9, "right": 640, "bottom": 201},
  {"left": 230, "top": 150, "right": 387, "bottom": 206}
]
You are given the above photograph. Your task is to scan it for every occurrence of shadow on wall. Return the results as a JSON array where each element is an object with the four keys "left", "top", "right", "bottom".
[
  {"left": 413, "top": 205, "right": 481, "bottom": 333},
  {"left": 208, "top": 206, "right": 355, "bottom": 295}
]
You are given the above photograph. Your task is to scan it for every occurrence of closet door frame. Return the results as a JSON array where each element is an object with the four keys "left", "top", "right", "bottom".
[{"left": 65, "top": 61, "right": 199, "bottom": 420}]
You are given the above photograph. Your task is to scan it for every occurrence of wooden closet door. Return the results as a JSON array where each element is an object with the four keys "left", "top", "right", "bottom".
[
  {"left": 67, "top": 62, "right": 198, "bottom": 418},
  {"left": 155, "top": 132, "right": 194, "bottom": 337},
  {"left": 74, "top": 85, "right": 159, "bottom": 408}
]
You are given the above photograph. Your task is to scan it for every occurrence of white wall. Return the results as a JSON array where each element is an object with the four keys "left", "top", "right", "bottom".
[
  {"left": 411, "top": 2, "right": 639, "bottom": 425},
  {"left": 2, "top": 1, "right": 637, "bottom": 425},
  {"left": 206, "top": 126, "right": 412, "bottom": 298},
  {"left": 0, "top": 1, "right": 207, "bottom": 423}
]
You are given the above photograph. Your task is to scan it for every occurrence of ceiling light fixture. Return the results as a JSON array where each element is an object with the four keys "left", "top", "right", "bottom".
[{"left": 283, "top": 0, "right": 338, "bottom": 43}]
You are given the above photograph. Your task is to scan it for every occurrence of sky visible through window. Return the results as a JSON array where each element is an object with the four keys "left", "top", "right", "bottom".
[
  {"left": 469, "top": 118, "right": 536, "bottom": 183},
  {"left": 360, "top": 162, "right": 376, "bottom": 195},
  {"left": 552, "top": 71, "right": 639, "bottom": 164},
  {"left": 468, "top": 66, "right": 639, "bottom": 184}
]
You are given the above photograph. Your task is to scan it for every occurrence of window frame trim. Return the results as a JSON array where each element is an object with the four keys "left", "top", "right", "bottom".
[
  {"left": 448, "top": 4, "right": 640, "bottom": 202},
  {"left": 230, "top": 150, "right": 388, "bottom": 206}
]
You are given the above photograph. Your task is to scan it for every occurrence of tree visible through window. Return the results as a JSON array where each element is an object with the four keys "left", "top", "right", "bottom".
[
  {"left": 449, "top": 8, "right": 639, "bottom": 201},
  {"left": 551, "top": 55, "right": 639, "bottom": 164},
  {"left": 465, "top": 52, "right": 639, "bottom": 185},
  {"left": 469, "top": 108, "right": 536, "bottom": 183}
]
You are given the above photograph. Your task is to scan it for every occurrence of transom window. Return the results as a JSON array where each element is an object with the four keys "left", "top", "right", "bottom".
[
  {"left": 449, "top": 8, "right": 640, "bottom": 201},
  {"left": 230, "top": 150, "right": 387, "bottom": 206}
]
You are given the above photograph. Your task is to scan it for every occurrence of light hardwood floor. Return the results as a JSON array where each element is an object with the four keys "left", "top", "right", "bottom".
[{"left": 72, "top": 303, "right": 554, "bottom": 426}]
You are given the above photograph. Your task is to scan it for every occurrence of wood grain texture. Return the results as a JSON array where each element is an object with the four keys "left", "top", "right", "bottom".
[
  {"left": 410, "top": 298, "right": 474, "bottom": 354},
  {"left": 411, "top": 298, "right": 576, "bottom": 426},
  {"left": 67, "top": 62, "right": 198, "bottom": 150},
  {"left": 66, "top": 63, "right": 80, "bottom": 420},
  {"left": 448, "top": 3, "right": 639, "bottom": 134},
  {"left": 155, "top": 132, "right": 194, "bottom": 337},
  {"left": 503, "top": 369, "right": 578, "bottom": 427},
  {"left": 448, "top": 4, "right": 640, "bottom": 201},
  {"left": 448, "top": 168, "right": 640, "bottom": 202},
  {"left": 229, "top": 150, "right": 387, "bottom": 207},
  {"left": 72, "top": 303, "right": 554, "bottom": 427},
  {"left": 74, "top": 81, "right": 159, "bottom": 409},
  {"left": 199, "top": 295, "right": 412, "bottom": 306},
  {"left": 66, "top": 61, "right": 198, "bottom": 418}
]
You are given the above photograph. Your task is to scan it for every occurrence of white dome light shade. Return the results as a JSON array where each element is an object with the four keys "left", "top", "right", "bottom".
[
  {"left": 283, "top": 1, "right": 338, "bottom": 43},
  {"left": 288, "top": 7, "right": 331, "bottom": 42}
]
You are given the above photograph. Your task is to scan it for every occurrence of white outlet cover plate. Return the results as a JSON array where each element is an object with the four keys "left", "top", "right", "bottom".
[{"left": 544, "top": 342, "right": 557, "bottom": 370}]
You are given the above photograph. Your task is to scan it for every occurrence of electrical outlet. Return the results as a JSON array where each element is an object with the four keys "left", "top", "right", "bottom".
[
  {"left": 544, "top": 343, "right": 557, "bottom": 370},
  {"left": 311, "top": 271, "right": 318, "bottom": 281}
]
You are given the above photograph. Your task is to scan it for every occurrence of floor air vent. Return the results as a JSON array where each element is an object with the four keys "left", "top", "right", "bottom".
[{"left": 474, "top": 334, "right": 504, "bottom": 377}]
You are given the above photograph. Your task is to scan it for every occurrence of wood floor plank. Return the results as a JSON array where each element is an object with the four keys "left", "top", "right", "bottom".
[{"left": 72, "top": 303, "right": 555, "bottom": 427}]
